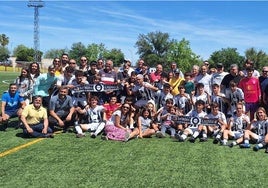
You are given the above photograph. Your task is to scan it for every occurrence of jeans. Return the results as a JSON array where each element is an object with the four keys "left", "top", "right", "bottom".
[
  {"left": 23, "top": 123, "right": 53, "bottom": 138},
  {"left": 161, "top": 124, "right": 176, "bottom": 136}
]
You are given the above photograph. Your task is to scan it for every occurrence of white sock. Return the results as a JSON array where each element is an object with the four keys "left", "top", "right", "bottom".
[
  {"left": 94, "top": 122, "right": 105, "bottom": 136},
  {"left": 75, "top": 126, "right": 83, "bottom": 134},
  {"left": 192, "top": 131, "right": 199, "bottom": 138},
  {"left": 223, "top": 139, "right": 227, "bottom": 144},
  {"left": 181, "top": 134, "right": 187, "bottom": 140}
]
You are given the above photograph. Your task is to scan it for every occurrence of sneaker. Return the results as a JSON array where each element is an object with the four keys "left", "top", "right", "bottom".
[
  {"left": 213, "top": 138, "right": 220, "bottom": 144},
  {"left": 156, "top": 132, "right": 165, "bottom": 138},
  {"left": 228, "top": 143, "right": 234, "bottom": 148},
  {"left": 253, "top": 145, "right": 260, "bottom": 152},
  {"left": 220, "top": 141, "right": 227, "bottom": 146},
  {"left": 239, "top": 143, "right": 251, "bottom": 148},
  {"left": 175, "top": 134, "right": 184, "bottom": 142},
  {"left": 265, "top": 147, "right": 268, "bottom": 153},
  {"left": 199, "top": 137, "right": 208, "bottom": 142},
  {"left": 124, "top": 132, "right": 130, "bottom": 142},
  {"left": 90, "top": 134, "right": 96, "bottom": 139},
  {"left": 189, "top": 137, "right": 195, "bottom": 143},
  {"left": 101, "top": 135, "right": 108, "bottom": 140},
  {"left": 76, "top": 133, "right": 85, "bottom": 138}
]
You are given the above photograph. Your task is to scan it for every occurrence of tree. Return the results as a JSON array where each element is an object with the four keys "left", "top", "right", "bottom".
[
  {"left": 0, "top": 46, "right": 10, "bottom": 62},
  {"left": 135, "top": 31, "right": 172, "bottom": 67},
  {"left": 13, "top": 45, "right": 35, "bottom": 62},
  {"left": 44, "top": 48, "right": 68, "bottom": 59},
  {"left": 0, "top": 34, "right": 9, "bottom": 47},
  {"left": 166, "top": 38, "right": 201, "bottom": 72},
  {"left": 103, "top": 48, "right": 124, "bottom": 67},
  {"left": 69, "top": 42, "right": 87, "bottom": 62},
  {"left": 244, "top": 47, "right": 268, "bottom": 71},
  {"left": 209, "top": 48, "right": 244, "bottom": 70},
  {"left": 85, "top": 43, "right": 107, "bottom": 62}
]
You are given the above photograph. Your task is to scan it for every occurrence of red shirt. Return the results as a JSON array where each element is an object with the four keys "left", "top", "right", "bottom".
[
  {"left": 238, "top": 77, "right": 261, "bottom": 103},
  {"left": 103, "top": 103, "right": 121, "bottom": 120}
]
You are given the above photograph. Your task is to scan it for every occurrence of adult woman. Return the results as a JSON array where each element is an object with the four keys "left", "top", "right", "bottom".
[
  {"left": 104, "top": 103, "right": 139, "bottom": 141},
  {"left": 28, "top": 62, "right": 40, "bottom": 82}
]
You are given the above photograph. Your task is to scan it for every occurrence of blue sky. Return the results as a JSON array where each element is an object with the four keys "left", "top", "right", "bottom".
[{"left": 1, "top": 1, "right": 268, "bottom": 63}]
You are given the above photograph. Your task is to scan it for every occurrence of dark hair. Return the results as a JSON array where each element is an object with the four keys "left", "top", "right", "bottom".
[
  {"left": 196, "top": 83, "right": 204, "bottom": 88},
  {"left": 19, "top": 68, "right": 32, "bottom": 83},
  {"left": 28, "top": 62, "right": 40, "bottom": 78},
  {"left": 184, "top": 72, "right": 192, "bottom": 77},
  {"left": 195, "top": 99, "right": 205, "bottom": 106},
  {"left": 212, "top": 83, "right": 220, "bottom": 88},
  {"left": 229, "top": 80, "right": 237, "bottom": 87}
]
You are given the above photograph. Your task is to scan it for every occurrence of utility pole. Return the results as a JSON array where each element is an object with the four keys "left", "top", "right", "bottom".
[{"left": 28, "top": 0, "right": 44, "bottom": 62}]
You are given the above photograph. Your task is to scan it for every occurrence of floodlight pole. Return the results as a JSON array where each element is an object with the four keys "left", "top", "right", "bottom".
[{"left": 28, "top": 0, "right": 44, "bottom": 62}]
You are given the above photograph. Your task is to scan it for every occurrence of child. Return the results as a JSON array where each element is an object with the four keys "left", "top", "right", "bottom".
[
  {"left": 222, "top": 102, "right": 250, "bottom": 146},
  {"left": 184, "top": 72, "right": 195, "bottom": 95},
  {"left": 174, "top": 84, "right": 192, "bottom": 114},
  {"left": 156, "top": 106, "right": 177, "bottom": 138},
  {"left": 210, "top": 83, "right": 228, "bottom": 114},
  {"left": 14, "top": 68, "right": 34, "bottom": 105},
  {"left": 137, "top": 108, "right": 156, "bottom": 138},
  {"left": 191, "top": 83, "right": 210, "bottom": 112},
  {"left": 75, "top": 96, "right": 106, "bottom": 138},
  {"left": 225, "top": 80, "right": 245, "bottom": 117},
  {"left": 176, "top": 100, "right": 207, "bottom": 142},
  {"left": 103, "top": 96, "right": 121, "bottom": 121}
]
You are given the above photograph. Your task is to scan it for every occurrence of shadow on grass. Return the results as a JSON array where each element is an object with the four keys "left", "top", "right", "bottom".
[{"left": 15, "top": 132, "right": 33, "bottom": 139}]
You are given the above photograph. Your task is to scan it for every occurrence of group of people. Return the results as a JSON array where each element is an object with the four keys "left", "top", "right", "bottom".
[{"left": 1, "top": 54, "right": 268, "bottom": 154}]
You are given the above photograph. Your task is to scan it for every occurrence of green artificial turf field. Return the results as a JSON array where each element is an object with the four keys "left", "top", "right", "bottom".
[{"left": 0, "top": 71, "right": 268, "bottom": 188}]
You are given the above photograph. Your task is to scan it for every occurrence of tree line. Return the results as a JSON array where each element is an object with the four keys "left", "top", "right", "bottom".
[{"left": 1, "top": 31, "right": 268, "bottom": 72}]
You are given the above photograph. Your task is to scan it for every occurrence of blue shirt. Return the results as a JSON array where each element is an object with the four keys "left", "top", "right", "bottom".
[
  {"left": 1, "top": 91, "right": 24, "bottom": 111},
  {"left": 33, "top": 73, "right": 57, "bottom": 96}
]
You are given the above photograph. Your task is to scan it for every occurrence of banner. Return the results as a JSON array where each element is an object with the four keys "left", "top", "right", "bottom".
[
  {"left": 72, "top": 84, "right": 119, "bottom": 94},
  {"left": 170, "top": 115, "right": 219, "bottom": 126}
]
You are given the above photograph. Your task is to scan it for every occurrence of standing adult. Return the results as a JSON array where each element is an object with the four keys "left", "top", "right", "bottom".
[
  {"left": 33, "top": 65, "right": 57, "bottom": 108},
  {"left": 194, "top": 65, "right": 212, "bottom": 95},
  {"left": 149, "top": 64, "right": 163, "bottom": 84}
]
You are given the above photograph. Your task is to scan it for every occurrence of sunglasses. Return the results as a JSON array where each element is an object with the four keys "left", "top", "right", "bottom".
[
  {"left": 123, "top": 106, "right": 130, "bottom": 109},
  {"left": 81, "top": 59, "right": 87, "bottom": 62}
]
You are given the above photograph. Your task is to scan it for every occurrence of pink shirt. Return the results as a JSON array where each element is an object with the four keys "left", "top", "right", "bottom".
[{"left": 238, "top": 77, "right": 260, "bottom": 103}]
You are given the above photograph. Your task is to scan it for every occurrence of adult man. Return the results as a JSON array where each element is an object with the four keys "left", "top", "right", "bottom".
[
  {"left": 194, "top": 65, "right": 212, "bottom": 95},
  {"left": 211, "top": 63, "right": 228, "bottom": 86},
  {"left": 98, "top": 59, "right": 118, "bottom": 103},
  {"left": 49, "top": 86, "right": 76, "bottom": 132},
  {"left": 61, "top": 53, "right": 69, "bottom": 71},
  {"left": 20, "top": 96, "right": 53, "bottom": 138},
  {"left": 221, "top": 64, "right": 242, "bottom": 93},
  {"left": 150, "top": 64, "right": 163, "bottom": 84},
  {"left": 126, "top": 74, "right": 158, "bottom": 108},
  {"left": 0, "top": 84, "right": 25, "bottom": 130}
]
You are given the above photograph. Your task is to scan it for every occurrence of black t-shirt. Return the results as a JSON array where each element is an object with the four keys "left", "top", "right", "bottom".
[{"left": 221, "top": 74, "right": 242, "bottom": 89}]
